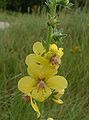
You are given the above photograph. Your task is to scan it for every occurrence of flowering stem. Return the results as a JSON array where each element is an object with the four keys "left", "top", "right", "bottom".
[
  {"left": 38, "top": 102, "right": 45, "bottom": 120},
  {"left": 47, "top": 0, "right": 57, "bottom": 51},
  {"left": 52, "top": 0, "right": 57, "bottom": 17}
]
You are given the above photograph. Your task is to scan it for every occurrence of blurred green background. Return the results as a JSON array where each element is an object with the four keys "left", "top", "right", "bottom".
[{"left": 0, "top": 0, "right": 89, "bottom": 13}]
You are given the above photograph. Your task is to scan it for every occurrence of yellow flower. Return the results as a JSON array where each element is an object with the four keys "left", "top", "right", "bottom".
[
  {"left": 49, "top": 44, "right": 58, "bottom": 54},
  {"left": 45, "top": 44, "right": 64, "bottom": 68},
  {"left": 18, "top": 63, "right": 67, "bottom": 117},
  {"left": 49, "top": 44, "right": 64, "bottom": 58},
  {"left": 26, "top": 42, "right": 64, "bottom": 69},
  {"left": 70, "top": 46, "right": 81, "bottom": 54},
  {"left": 18, "top": 63, "right": 67, "bottom": 101},
  {"left": 52, "top": 89, "right": 65, "bottom": 104},
  {"left": 25, "top": 42, "right": 49, "bottom": 67},
  {"left": 18, "top": 42, "right": 68, "bottom": 117}
]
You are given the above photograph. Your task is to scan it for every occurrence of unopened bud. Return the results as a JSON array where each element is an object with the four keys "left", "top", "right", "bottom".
[
  {"left": 58, "top": 0, "right": 69, "bottom": 5},
  {"left": 47, "top": 118, "right": 54, "bottom": 120},
  {"left": 47, "top": 19, "right": 57, "bottom": 27}
]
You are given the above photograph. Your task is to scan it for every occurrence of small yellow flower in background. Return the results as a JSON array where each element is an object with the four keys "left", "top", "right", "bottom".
[{"left": 70, "top": 46, "right": 81, "bottom": 54}]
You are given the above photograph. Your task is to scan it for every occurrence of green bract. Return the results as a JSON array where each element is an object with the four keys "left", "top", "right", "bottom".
[{"left": 57, "top": 0, "right": 69, "bottom": 5}]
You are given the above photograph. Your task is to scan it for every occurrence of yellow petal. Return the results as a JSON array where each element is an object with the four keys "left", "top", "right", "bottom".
[
  {"left": 36, "top": 55, "right": 49, "bottom": 66},
  {"left": 31, "top": 98, "right": 41, "bottom": 118},
  {"left": 25, "top": 54, "right": 36, "bottom": 66},
  {"left": 45, "top": 51, "right": 52, "bottom": 59},
  {"left": 25, "top": 53, "right": 48, "bottom": 67},
  {"left": 52, "top": 98, "right": 64, "bottom": 104},
  {"left": 27, "top": 63, "right": 42, "bottom": 79},
  {"left": 46, "top": 76, "right": 68, "bottom": 90},
  {"left": 43, "top": 67, "right": 57, "bottom": 80},
  {"left": 27, "top": 62, "right": 57, "bottom": 80},
  {"left": 18, "top": 76, "right": 36, "bottom": 95},
  {"left": 33, "top": 42, "right": 45, "bottom": 55},
  {"left": 57, "top": 48, "right": 64, "bottom": 58},
  {"left": 32, "top": 87, "right": 52, "bottom": 102},
  {"left": 49, "top": 44, "right": 58, "bottom": 54},
  {"left": 54, "top": 89, "right": 64, "bottom": 98}
]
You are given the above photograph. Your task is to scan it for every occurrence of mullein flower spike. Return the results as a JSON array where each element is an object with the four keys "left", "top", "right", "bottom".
[
  {"left": 18, "top": 42, "right": 68, "bottom": 118},
  {"left": 18, "top": 0, "right": 69, "bottom": 118}
]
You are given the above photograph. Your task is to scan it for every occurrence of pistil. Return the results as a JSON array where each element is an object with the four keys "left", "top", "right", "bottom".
[{"left": 37, "top": 80, "right": 46, "bottom": 92}]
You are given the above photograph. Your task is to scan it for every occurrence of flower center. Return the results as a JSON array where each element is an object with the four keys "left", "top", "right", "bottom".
[
  {"left": 50, "top": 55, "right": 61, "bottom": 66},
  {"left": 37, "top": 80, "right": 46, "bottom": 91}
]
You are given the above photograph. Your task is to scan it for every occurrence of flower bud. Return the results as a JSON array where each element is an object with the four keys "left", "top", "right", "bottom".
[
  {"left": 47, "top": 19, "right": 57, "bottom": 27},
  {"left": 49, "top": 44, "right": 58, "bottom": 54},
  {"left": 58, "top": 0, "right": 69, "bottom": 5},
  {"left": 47, "top": 118, "right": 54, "bottom": 120}
]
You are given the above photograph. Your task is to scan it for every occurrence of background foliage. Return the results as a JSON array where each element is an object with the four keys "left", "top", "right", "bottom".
[{"left": 0, "top": 0, "right": 89, "bottom": 12}]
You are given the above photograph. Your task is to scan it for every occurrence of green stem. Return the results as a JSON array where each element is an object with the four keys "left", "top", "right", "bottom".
[
  {"left": 52, "top": 0, "right": 57, "bottom": 17},
  {"left": 38, "top": 102, "right": 45, "bottom": 120},
  {"left": 47, "top": 0, "right": 57, "bottom": 51}
]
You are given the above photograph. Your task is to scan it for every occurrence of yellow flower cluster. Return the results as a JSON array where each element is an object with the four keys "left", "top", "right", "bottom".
[{"left": 18, "top": 42, "right": 68, "bottom": 118}]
